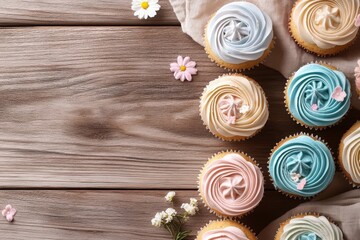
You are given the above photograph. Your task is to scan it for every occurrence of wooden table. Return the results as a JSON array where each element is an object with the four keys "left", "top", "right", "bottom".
[{"left": 0, "top": 1, "right": 358, "bottom": 239}]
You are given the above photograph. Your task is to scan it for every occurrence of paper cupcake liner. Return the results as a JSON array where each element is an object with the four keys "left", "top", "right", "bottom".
[
  {"left": 288, "top": 1, "right": 357, "bottom": 57},
  {"left": 203, "top": 15, "right": 276, "bottom": 72},
  {"left": 267, "top": 132, "right": 334, "bottom": 200},
  {"left": 338, "top": 121, "right": 360, "bottom": 188},
  {"left": 198, "top": 150, "right": 265, "bottom": 219},
  {"left": 274, "top": 212, "right": 341, "bottom": 240},
  {"left": 284, "top": 61, "right": 351, "bottom": 130},
  {"left": 199, "top": 73, "right": 269, "bottom": 142},
  {"left": 356, "top": 86, "right": 360, "bottom": 98},
  {"left": 196, "top": 219, "right": 258, "bottom": 240}
]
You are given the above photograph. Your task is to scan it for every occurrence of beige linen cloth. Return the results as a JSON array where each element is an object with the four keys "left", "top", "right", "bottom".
[
  {"left": 258, "top": 189, "right": 360, "bottom": 239},
  {"left": 168, "top": 0, "right": 360, "bottom": 109}
]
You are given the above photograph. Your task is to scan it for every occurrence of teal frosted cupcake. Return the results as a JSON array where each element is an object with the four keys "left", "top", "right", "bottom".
[
  {"left": 285, "top": 63, "right": 351, "bottom": 129},
  {"left": 268, "top": 133, "right": 335, "bottom": 198}
]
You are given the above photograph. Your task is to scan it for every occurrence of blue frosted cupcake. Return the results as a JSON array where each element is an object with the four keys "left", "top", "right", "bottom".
[
  {"left": 285, "top": 63, "right": 351, "bottom": 129},
  {"left": 268, "top": 133, "right": 335, "bottom": 198}
]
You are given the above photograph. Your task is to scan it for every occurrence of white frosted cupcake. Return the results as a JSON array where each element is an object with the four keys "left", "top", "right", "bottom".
[
  {"left": 204, "top": 1, "right": 274, "bottom": 71},
  {"left": 275, "top": 213, "right": 343, "bottom": 240}
]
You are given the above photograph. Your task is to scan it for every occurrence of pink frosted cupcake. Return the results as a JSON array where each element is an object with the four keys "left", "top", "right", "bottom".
[{"left": 198, "top": 151, "right": 264, "bottom": 218}]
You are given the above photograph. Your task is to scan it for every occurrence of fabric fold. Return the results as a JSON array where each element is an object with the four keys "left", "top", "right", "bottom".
[{"left": 258, "top": 189, "right": 360, "bottom": 240}]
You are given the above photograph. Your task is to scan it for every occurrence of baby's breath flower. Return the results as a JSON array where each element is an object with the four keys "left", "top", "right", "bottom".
[
  {"left": 165, "top": 191, "right": 176, "bottom": 202},
  {"left": 164, "top": 208, "right": 177, "bottom": 223},
  {"left": 182, "top": 215, "right": 190, "bottom": 222},
  {"left": 189, "top": 198, "right": 198, "bottom": 207},
  {"left": 165, "top": 208, "right": 177, "bottom": 216},
  {"left": 151, "top": 217, "right": 161, "bottom": 227},
  {"left": 151, "top": 212, "right": 164, "bottom": 227},
  {"left": 181, "top": 203, "right": 198, "bottom": 216},
  {"left": 152, "top": 193, "right": 197, "bottom": 240}
]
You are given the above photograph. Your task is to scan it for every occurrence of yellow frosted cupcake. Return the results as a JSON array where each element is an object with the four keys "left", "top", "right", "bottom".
[
  {"left": 339, "top": 121, "right": 360, "bottom": 187},
  {"left": 198, "top": 151, "right": 264, "bottom": 218},
  {"left": 289, "top": 0, "right": 360, "bottom": 56},
  {"left": 200, "top": 74, "right": 269, "bottom": 141},
  {"left": 197, "top": 220, "right": 256, "bottom": 240},
  {"left": 204, "top": 1, "right": 274, "bottom": 71},
  {"left": 275, "top": 213, "right": 343, "bottom": 240}
]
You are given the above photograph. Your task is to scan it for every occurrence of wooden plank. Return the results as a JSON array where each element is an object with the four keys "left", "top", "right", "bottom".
[
  {"left": 0, "top": 190, "right": 302, "bottom": 239},
  {"left": 0, "top": 27, "right": 358, "bottom": 189},
  {"left": 0, "top": 0, "right": 178, "bottom": 26}
]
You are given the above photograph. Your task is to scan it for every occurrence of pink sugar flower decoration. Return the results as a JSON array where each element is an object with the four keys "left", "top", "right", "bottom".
[
  {"left": 218, "top": 95, "right": 248, "bottom": 125},
  {"left": 355, "top": 59, "right": 360, "bottom": 92},
  {"left": 331, "top": 86, "right": 347, "bottom": 102},
  {"left": 2, "top": 204, "right": 16, "bottom": 222},
  {"left": 297, "top": 178, "right": 307, "bottom": 190},
  {"left": 170, "top": 56, "right": 197, "bottom": 82},
  {"left": 355, "top": 14, "right": 360, "bottom": 27},
  {"left": 311, "top": 104, "right": 318, "bottom": 111}
]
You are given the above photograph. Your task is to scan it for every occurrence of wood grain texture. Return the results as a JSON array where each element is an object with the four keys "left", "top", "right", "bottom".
[
  {"left": 0, "top": 190, "right": 303, "bottom": 239},
  {"left": 0, "top": 27, "right": 358, "bottom": 189},
  {"left": 0, "top": 0, "right": 178, "bottom": 26}
]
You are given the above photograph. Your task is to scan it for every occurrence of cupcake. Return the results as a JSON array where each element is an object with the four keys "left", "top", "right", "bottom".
[
  {"left": 290, "top": 0, "right": 360, "bottom": 56},
  {"left": 339, "top": 121, "right": 360, "bottom": 187},
  {"left": 355, "top": 59, "right": 360, "bottom": 98},
  {"left": 198, "top": 151, "right": 264, "bottom": 218},
  {"left": 275, "top": 213, "right": 343, "bottom": 240},
  {"left": 196, "top": 220, "right": 256, "bottom": 240},
  {"left": 285, "top": 63, "right": 351, "bottom": 129},
  {"left": 200, "top": 74, "right": 269, "bottom": 141},
  {"left": 204, "top": 1, "right": 274, "bottom": 71},
  {"left": 269, "top": 134, "right": 335, "bottom": 198}
]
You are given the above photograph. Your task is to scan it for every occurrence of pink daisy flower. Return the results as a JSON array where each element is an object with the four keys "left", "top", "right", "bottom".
[
  {"left": 2, "top": 204, "right": 16, "bottom": 222},
  {"left": 170, "top": 56, "right": 197, "bottom": 82}
]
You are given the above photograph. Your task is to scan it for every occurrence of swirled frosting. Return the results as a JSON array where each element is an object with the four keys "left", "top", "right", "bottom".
[
  {"left": 280, "top": 215, "right": 343, "bottom": 240},
  {"left": 202, "top": 226, "right": 249, "bottom": 240},
  {"left": 341, "top": 122, "right": 360, "bottom": 184},
  {"left": 201, "top": 153, "right": 264, "bottom": 217},
  {"left": 292, "top": 0, "right": 360, "bottom": 49},
  {"left": 205, "top": 2, "right": 273, "bottom": 64},
  {"left": 269, "top": 135, "right": 335, "bottom": 197},
  {"left": 200, "top": 75, "right": 268, "bottom": 139},
  {"left": 287, "top": 64, "right": 351, "bottom": 127}
]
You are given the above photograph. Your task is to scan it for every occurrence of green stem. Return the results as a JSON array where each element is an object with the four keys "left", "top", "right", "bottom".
[{"left": 162, "top": 214, "right": 192, "bottom": 240}]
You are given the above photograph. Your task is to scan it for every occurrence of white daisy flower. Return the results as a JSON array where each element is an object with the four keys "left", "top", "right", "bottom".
[{"left": 131, "top": 0, "right": 161, "bottom": 20}]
